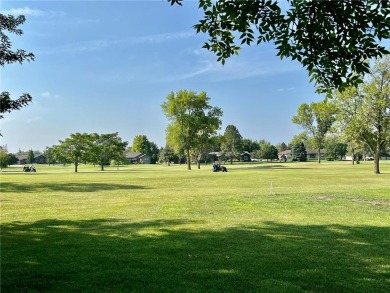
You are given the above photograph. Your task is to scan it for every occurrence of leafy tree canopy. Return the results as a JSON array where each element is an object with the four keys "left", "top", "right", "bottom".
[
  {"left": 169, "top": 0, "right": 389, "bottom": 95},
  {"left": 292, "top": 100, "right": 337, "bottom": 163},
  {"left": 131, "top": 135, "right": 160, "bottom": 163},
  {"left": 292, "top": 142, "right": 307, "bottom": 162},
  {"left": 162, "top": 90, "right": 222, "bottom": 170},
  {"left": 221, "top": 125, "right": 243, "bottom": 164},
  {"left": 332, "top": 56, "right": 390, "bottom": 174},
  {"left": 0, "top": 14, "right": 35, "bottom": 134}
]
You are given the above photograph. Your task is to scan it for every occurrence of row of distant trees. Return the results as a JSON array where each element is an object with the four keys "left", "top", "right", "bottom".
[
  {"left": 159, "top": 57, "right": 389, "bottom": 173},
  {"left": 1, "top": 58, "right": 389, "bottom": 173},
  {"left": 291, "top": 57, "right": 390, "bottom": 174}
]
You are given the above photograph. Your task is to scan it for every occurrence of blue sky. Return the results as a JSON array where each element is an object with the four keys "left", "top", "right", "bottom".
[{"left": 1, "top": 0, "right": 323, "bottom": 153}]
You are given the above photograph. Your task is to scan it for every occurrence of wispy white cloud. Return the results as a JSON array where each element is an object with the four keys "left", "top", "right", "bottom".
[
  {"left": 168, "top": 57, "right": 301, "bottom": 82},
  {"left": 64, "top": 40, "right": 109, "bottom": 53},
  {"left": 26, "top": 116, "right": 42, "bottom": 124},
  {"left": 58, "top": 30, "right": 195, "bottom": 54},
  {"left": 40, "top": 91, "right": 61, "bottom": 99},
  {"left": 1, "top": 6, "right": 44, "bottom": 17},
  {"left": 277, "top": 87, "right": 295, "bottom": 92},
  {"left": 130, "top": 31, "right": 195, "bottom": 45},
  {"left": 172, "top": 61, "right": 216, "bottom": 80},
  {"left": 0, "top": 6, "right": 65, "bottom": 18}
]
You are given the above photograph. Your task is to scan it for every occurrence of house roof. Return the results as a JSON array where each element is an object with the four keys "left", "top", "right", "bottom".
[
  {"left": 278, "top": 150, "right": 291, "bottom": 155},
  {"left": 16, "top": 154, "right": 29, "bottom": 160},
  {"left": 125, "top": 152, "right": 149, "bottom": 159},
  {"left": 278, "top": 149, "right": 326, "bottom": 155},
  {"left": 306, "top": 149, "right": 326, "bottom": 155}
]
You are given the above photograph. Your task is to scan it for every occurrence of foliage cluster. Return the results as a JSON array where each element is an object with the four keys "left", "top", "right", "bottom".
[
  {"left": 0, "top": 14, "right": 35, "bottom": 134},
  {"left": 162, "top": 90, "right": 223, "bottom": 170},
  {"left": 332, "top": 57, "right": 390, "bottom": 174},
  {"left": 169, "top": 0, "right": 389, "bottom": 95},
  {"left": 47, "top": 132, "right": 128, "bottom": 172},
  {"left": 131, "top": 135, "right": 159, "bottom": 164}
]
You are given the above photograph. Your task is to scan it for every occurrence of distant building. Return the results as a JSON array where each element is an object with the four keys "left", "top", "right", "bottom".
[
  {"left": 278, "top": 149, "right": 326, "bottom": 161},
  {"left": 241, "top": 151, "right": 251, "bottom": 162},
  {"left": 34, "top": 155, "right": 46, "bottom": 164},
  {"left": 16, "top": 154, "right": 28, "bottom": 165},
  {"left": 125, "top": 151, "right": 151, "bottom": 164},
  {"left": 208, "top": 152, "right": 222, "bottom": 162}
]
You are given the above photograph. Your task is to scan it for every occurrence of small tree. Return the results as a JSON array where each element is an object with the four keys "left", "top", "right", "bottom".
[
  {"left": 292, "top": 143, "right": 307, "bottom": 162},
  {"left": 221, "top": 125, "right": 243, "bottom": 164},
  {"left": 26, "top": 149, "right": 35, "bottom": 164},
  {"left": 259, "top": 141, "right": 278, "bottom": 162},
  {"left": 0, "top": 147, "right": 8, "bottom": 169},
  {"left": 43, "top": 147, "right": 56, "bottom": 166},
  {"left": 292, "top": 101, "right": 337, "bottom": 163},
  {"left": 325, "top": 136, "right": 348, "bottom": 161},
  {"left": 55, "top": 133, "right": 93, "bottom": 172},
  {"left": 159, "top": 145, "right": 175, "bottom": 165},
  {"left": 242, "top": 139, "right": 261, "bottom": 153},
  {"left": 91, "top": 133, "right": 128, "bottom": 171},
  {"left": 276, "top": 142, "right": 288, "bottom": 152},
  {"left": 7, "top": 153, "right": 18, "bottom": 165}
]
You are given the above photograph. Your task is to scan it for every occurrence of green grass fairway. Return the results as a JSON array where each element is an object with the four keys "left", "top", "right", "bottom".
[{"left": 1, "top": 161, "right": 390, "bottom": 292}]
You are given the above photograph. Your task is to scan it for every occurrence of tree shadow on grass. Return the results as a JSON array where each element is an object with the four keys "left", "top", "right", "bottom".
[
  {"left": 1, "top": 182, "right": 147, "bottom": 193},
  {"left": 1, "top": 219, "right": 389, "bottom": 292},
  {"left": 233, "top": 164, "right": 310, "bottom": 170}
]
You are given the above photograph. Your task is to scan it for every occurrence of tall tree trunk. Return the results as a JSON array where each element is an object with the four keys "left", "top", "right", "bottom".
[
  {"left": 186, "top": 149, "right": 191, "bottom": 170},
  {"left": 101, "top": 163, "right": 104, "bottom": 171},
  {"left": 374, "top": 142, "right": 381, "bottom": 174},
  {"left": 197, "top": 160, "right": 201, "bottom": 169},
  {"left": 317, "top": 148, "right": 321, "bottom": 163},
  {"left": 74, "top": 158, "right": 78, "bottom": 173},
  {"left": 351, "top": 147, "right": 355, "bottom": 165}
]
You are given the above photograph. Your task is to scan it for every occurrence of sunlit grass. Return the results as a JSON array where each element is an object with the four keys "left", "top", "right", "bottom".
[{"left": 1, "top": 161, "right": 389, "bottom": 292}]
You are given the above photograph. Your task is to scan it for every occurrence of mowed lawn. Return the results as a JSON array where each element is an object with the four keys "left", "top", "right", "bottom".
[{"left": 1, "top": 161, "right": 389, "bottom": 293}]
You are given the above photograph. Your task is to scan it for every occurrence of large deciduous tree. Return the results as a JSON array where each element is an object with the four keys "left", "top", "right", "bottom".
[
  {"left": 332, "top": 87, "right": 364, "bottom": 165},
  {"left": 55, "top": 133, "right": 94, "bottom": 172},
  {"left": 132, "top": 135, "right": 151, "bottom": 154},
  {"left": 159, "top": 145, "right": 175, "bottom": 166},
  {"left": 259, "top": 140, "right": 278, "bottom": 162},
  {"left": 131, "top": 135, "right": 160, "bottom": 164},
  {"left": 162, "top": 90, "right": 222, "bottom": 170},
  {"left": 91, "top": 133, "right": 128, "bottom": 171},
  {"left": 169, "top": 0, "right": 389, "bottom": 95},
  {"left": 0, "top": 14, "right": 35, "bottom": 134},
  {"left": 292, "top": 101, "right": 337, "bottom": 163},
  {"left": 221, "top": 125, "right": 243, "bottom": 164},
  {"left": 334, "top": 57, "right": 390, "bottom": 174}
]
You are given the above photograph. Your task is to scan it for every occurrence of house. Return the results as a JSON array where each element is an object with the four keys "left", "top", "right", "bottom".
[
  {"left": 277, "top": 149, "right": 326, "bottom": 161},
  {"left": 125, "top": 151, "right": 151, "bottom": 164},
  {"left": 241, "top": 151, "right": 251, "bottom": 162},
  {"left": 208, "top": 152, "right": 222, "bottom": 162},
  {"left": 16, "top": 154, "right": 28, "bottom": 165},
  {"left": 278, "top": 150, "right": 292, "bottom": 161},
  {"left": 34, "top": 155, "right": 46, "bottom": 164},
  {"left": 306, "top": 149, "right": 326, "bottom": 160},
  {"left": 15, "top": 153, "right": 46, "bottom": 164}
]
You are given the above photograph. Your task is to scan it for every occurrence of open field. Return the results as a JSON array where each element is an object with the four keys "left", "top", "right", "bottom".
[{"left": 1, "top": 161, "right": 390, "bottom": 292}]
